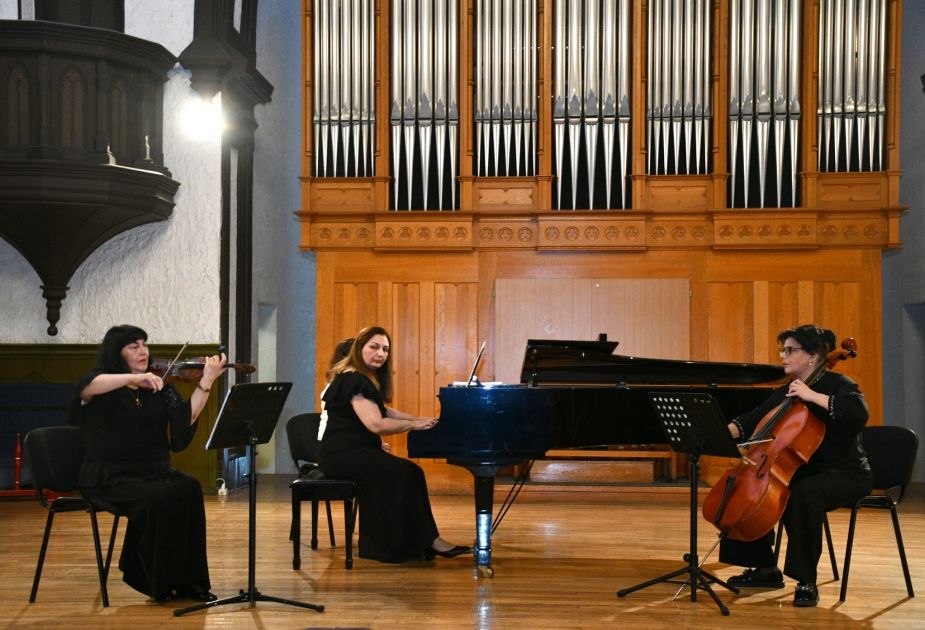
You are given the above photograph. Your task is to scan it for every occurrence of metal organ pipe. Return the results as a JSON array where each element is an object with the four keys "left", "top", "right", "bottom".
[
  {"left": 475, "top": 0, "right": 538, "bottom": 182},
  {"left": 818, "top": 0, "right": 887, "bottom": 172},
  {"left": 390, "top": 0, "right": 459, "bottom": 210},
  {"left": 553, "top": 0, "right": 632, "bottom": 209},
  {"left": 646, "top": 0, "right": 712, "bottom": 178},
  {"left": 313, "top": 0, "right": 375, "bottom": 179},
  {"left": 728, "top": 0, "right": 802, "bottom": 208}
]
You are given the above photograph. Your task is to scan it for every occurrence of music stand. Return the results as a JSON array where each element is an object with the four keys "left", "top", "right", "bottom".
[
  {"left": 174, "top": 382, "right": 324, "bottom": 617},
  {"left": 617, "top": 392, "right": 741, "bottom": 616}
]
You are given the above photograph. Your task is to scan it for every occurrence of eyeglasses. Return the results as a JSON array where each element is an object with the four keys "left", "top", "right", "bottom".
[{"left": 779, "top": 346, "right": 803, "bottom": 357}]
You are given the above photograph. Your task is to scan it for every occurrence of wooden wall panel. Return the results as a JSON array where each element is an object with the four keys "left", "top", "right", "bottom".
[
  {"left": 814, "top": 282, "right": 863, "bottom": 383},
  {"left": 434, "top": 283, "right": 480, "bottom": 394},
  {"left": 706, "top": 282, "right": 755, "bottom": 362},
  {"left": 495, "top": 278, "right": 690, "bottom": 383},
  {"left": 589, "top": 279, "right": 690, "bottom": 359},
  {"left": 332, "top": 282, "right": 379, "bottom": 342},
  {"left": 388, "top": 283, "right": 422, "bottom": 455}
]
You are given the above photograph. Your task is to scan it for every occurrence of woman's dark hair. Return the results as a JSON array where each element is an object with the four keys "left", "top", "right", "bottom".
[
  {"left": 327, "top": 326, "right": 392, "bottom": 400},
  {"left": 97, "top": 324, "right": 148, "bottom": 373},
  {"left": 777, "top": 324, "right": 836, "bottom": 360},
  {"left": 330, "top": 338, "right": 354, "bottom": 366}
]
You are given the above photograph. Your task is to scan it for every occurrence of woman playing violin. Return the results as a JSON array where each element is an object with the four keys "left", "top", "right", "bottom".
[
  {"left": 69, "top": 324, "right": 224, "bottom": 603},
  {"left": 720, "top": 324, "right": 872, "bottom": 607}
]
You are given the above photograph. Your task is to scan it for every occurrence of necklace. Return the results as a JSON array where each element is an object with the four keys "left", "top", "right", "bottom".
[{"left": 129, "top": 387, "right": 141, "bottom": 407}]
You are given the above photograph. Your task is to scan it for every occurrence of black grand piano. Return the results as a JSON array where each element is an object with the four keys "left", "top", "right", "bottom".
[{"left": 407, "top": 338, "right": 786, "bottom": 576}]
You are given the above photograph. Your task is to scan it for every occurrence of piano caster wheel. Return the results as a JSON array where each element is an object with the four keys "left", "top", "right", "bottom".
[{"left": 477, "top": 565, "right": 494, "bottom": 578}]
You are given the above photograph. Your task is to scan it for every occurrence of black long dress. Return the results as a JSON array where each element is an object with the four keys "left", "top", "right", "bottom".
[
  {"left": 69, "top": 371, "right": 210, "bottom": 597},
  {"left": 719, "top": 370, "right": 872, "bottom": 583},
  {"left": 318, "top": 371, "right": 440, "bottom": 563}
]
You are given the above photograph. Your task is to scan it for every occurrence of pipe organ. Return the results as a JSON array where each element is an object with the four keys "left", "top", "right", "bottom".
[
  {"left": 818, "top": 0, "right": 887, "bottom": 173},
  {"left": 728, "top": 0, "right": 802, "bottom": 208},
  {"left": 647, "top": 0, "right": 712, "bottom": 179},
  {"left": 300, "top": 1, "right": 902, "bottom": 489},
  {"left": 301, "top": 0, "right": 901, "bottom": 227},
  {"left": 312, "top": 0, "right": 375, "bottom": 178},
  {"left": 553, "top": 0, "right": 632, "bottom": 209},
  {"left": 390, "top": 0, "right": 459, "bottom": 210},
  {"left": 476, "top": 0, "right": 538, "bottom": 181}
]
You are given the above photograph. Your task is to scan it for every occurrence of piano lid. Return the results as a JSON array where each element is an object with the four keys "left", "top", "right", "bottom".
[{"left": 520, "top": 338, "right": 787, "bottom": 386}]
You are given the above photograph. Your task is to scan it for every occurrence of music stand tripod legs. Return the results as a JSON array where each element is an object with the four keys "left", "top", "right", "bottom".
[
  {"left": 617, "top": 392, "right": 743, "bottom": 616},
  {"left": 175, "top": 427, "right": 324, "bottom": 616},
  {"left": 616, "top": 453, "right": 737, "bottom": 615}
]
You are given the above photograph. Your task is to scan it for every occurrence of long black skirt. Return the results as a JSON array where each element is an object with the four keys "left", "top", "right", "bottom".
[
  {"left": 320, "top": 445, "right": 440, "bottom": 563},
  {"left": 82, "top": 469, "right": 210, "bottom": 597}
]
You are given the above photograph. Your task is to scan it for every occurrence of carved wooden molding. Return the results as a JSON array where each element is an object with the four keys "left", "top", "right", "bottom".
[{"left": 299, "top": 206, "right": 902, "bottom": 252}]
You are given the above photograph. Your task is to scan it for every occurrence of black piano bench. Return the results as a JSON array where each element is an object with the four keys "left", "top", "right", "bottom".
[{"left": 290, "top": 472, "right": 358, "bottom": 570}]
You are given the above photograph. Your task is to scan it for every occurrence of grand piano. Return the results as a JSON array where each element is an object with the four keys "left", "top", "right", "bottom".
[{"left": 406, "top": 338, "right": 787, "bottom": 576}]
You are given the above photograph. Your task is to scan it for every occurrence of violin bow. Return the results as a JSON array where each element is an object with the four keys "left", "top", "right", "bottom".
[{"left": 160, "top": 341, "right": 190, "bottom": 378}]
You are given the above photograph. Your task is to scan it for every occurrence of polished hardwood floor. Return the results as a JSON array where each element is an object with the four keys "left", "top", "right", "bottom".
[{"left": 2, "top": 475, "right": 923, "bottom": 629}]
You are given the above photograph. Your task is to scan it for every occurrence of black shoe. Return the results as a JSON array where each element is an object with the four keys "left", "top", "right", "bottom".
[
  {"left": 794, "top": 582, "right": 819, "bottom": 607},
  {"left": 154, "top": 591, "right": 175, "bottom": 603},
  {"left": 426, "top": 544, "right": 472, "bottom": 559},
  {"left": 727, "top": 567, "right": 785, "bottom": 589},
  {"left": 176, "top": 585, "right": 217, "bottom": 602}
]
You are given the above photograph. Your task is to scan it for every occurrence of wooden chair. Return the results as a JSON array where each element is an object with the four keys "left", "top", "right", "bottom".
[
  {"left": 287, "top": 413, "right": 357, "bottom": 570},
  {"left": 25, "top": 425, "right": 122, "bottom": 607},
  {"left": 839, "top": 425, "right": 917, "bottom": 601}
]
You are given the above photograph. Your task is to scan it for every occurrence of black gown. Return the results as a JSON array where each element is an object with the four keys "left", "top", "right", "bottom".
[
  {"left": 69, "top": 371, "right": 210, "bottom": 597},
  {"left": 318, "top": 371, "right": 440, "bottom": 563},
  {"left": 719, "top": 370, "right": 873, "bottom": 583}
]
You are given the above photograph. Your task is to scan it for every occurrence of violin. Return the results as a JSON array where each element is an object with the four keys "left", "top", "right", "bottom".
[{"left": 149, "top": 357, "right": 256, "bottom": 384}]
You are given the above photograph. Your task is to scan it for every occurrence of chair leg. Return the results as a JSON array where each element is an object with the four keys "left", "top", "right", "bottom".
[
  {"left": 88, "top": 509, "right": 110, "bottom": 607},
  {"left": 890, "top": 505, "right": 915, "bottom": 597},
  {"left": 103, "top": 516, "right": 119, "bottom": 581},
  {"left": 344, "top": 497, "right": 356, "bottom": 570},
  {"left": 29, "top": 510, "right": 56, "bottom": 603},
  {"left": 310, "top": 499, "right": 320, "bottom": 550},
  {"left": 823, "top": 513, "right": 839, "bottom": 581},
  {"left": 839, "top": 506, "right": 860, "bottom": 602},
  {"left": 291, "top": 492, "right": 302, "bottom": 570},
  {"left": 325, "top": 500, "right": 336, "bottom": 547}
]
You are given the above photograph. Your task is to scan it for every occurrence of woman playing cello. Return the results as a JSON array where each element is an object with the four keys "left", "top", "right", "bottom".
[{"left": 720, "top": 324, "right": 871, "bottom": 607}]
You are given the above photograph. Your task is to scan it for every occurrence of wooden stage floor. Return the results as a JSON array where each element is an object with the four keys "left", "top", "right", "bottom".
[{"left": 2, "top": 475, "right": 923, "bottom": 629}]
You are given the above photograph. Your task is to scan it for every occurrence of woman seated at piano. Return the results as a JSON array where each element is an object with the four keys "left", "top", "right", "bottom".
[
  {"left": 719, "top": 324, "right": 871, "bottom": 607},
  {"left": 318, "top": 325, "right": 471, "bottom": 563}
]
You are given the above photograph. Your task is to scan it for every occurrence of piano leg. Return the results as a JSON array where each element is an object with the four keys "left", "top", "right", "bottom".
[{"left": 473, "top": 472, "right": 495, "bottom": 578}]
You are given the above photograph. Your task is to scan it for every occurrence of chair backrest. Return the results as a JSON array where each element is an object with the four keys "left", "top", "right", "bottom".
[
  {"left": 862, "top": 425, "right": 918, "bottom": 498},
  {"left": 24, "top": 425, "right": 86, "bottom": 495},
  {"left": 287, "top": 413, "right": 323, "bottom": 467}
]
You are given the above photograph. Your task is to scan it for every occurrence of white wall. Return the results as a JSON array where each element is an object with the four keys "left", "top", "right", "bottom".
[{"left": 253, "top": 2, "right": 316, "bottom": 472}]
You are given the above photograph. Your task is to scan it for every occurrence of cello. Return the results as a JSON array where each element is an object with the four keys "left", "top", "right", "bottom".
[{"left": 701, "top": 337, "right": 858, "bottom": 542}]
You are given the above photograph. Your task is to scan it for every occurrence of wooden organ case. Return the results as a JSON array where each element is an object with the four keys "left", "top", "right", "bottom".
[{"left": 298, "top": 0, "right": 904, "bottom": 489}]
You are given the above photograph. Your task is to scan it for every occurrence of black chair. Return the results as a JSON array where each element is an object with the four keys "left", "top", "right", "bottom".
[
  {"left": 287, "top": 413, "right": 357, "bottom": 570},
  {"left": 839, "top": 425, "right": 917, "bottom": 601},
  {"left": 25, "top": 425, "right": 122, "bottom": 607}
]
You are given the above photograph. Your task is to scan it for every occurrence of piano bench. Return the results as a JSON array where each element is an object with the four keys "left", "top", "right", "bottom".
[{"left": 290, "top": 475, "right": 358, "bottom": 570}]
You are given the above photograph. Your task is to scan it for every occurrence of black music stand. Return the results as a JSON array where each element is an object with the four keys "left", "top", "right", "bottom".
[
  {"left": 174, "top": 382, "right": 324, "bottom": 617},
  {"left": 617, "top": 392, "right": 741, "bottom": 616}
]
